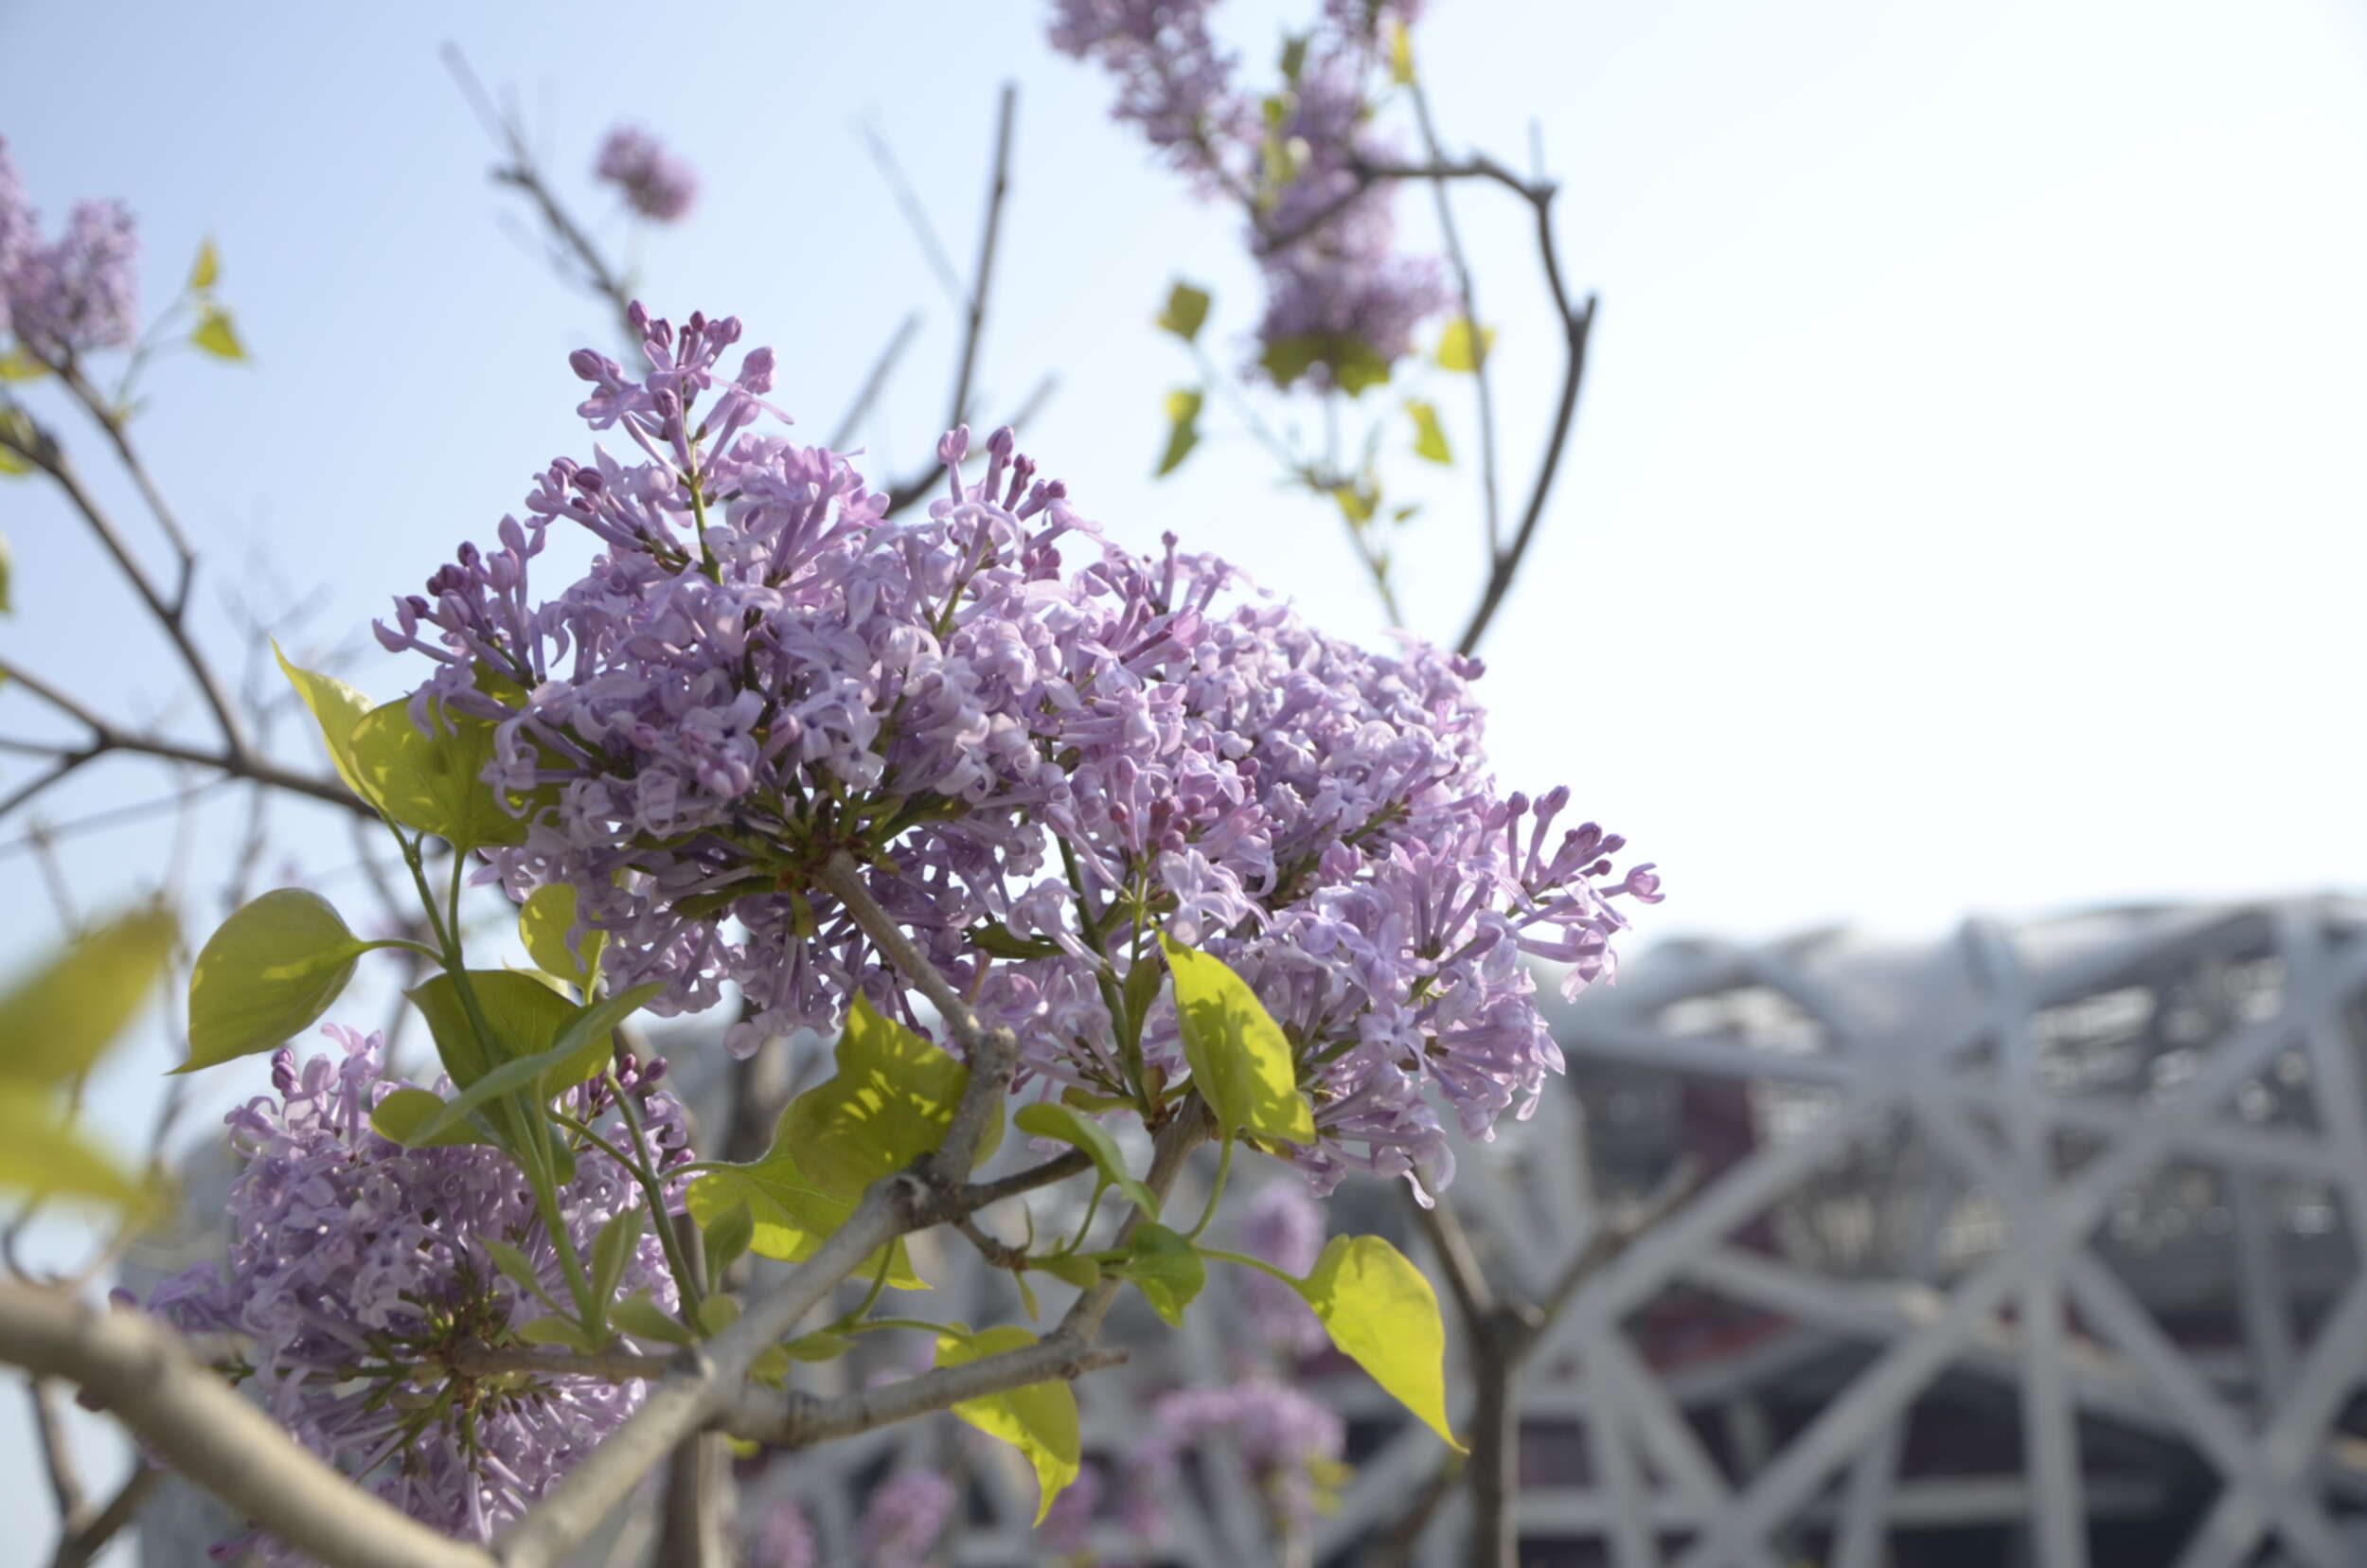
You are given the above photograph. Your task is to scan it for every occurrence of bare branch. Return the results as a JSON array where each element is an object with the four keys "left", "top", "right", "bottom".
[
  {"left": 26, "top": 1376, "right": 86, "bottom": 1523},
  {"left": 946, "top": 84, "right": 1018, "bottom": 440},
  {"left": 49, "top": 1463, "right": 161, "bottom": 1568},
  {"left": 828, "top": 312, "right": 923, "bottom": 451},
  {"left": 1403, "top": 82, "right": 1504, "bottom": 561},
  {"left": 723, "top": 1337, "right": 1128, "bottom": 1448},
  {"left": 851, "top": 116, "right": 968, "bottom": 308},
  {"left": 51, "top": 357, "right": 199, "bottom": 612},
  {"left": 0, "top": 1284, "right": 495, "bottom": 1568}
]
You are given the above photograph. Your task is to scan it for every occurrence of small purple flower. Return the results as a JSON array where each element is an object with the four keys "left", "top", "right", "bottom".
[
  {"left": 595, "top": 125, "right": 698, "bottom": 222},
  {"left": 145, "top": 1025, "right": 684, "bottom": 1561},
  {"left": 1237, "top": 1178, "right": 1328, "bottom": 1357},
  {"left": 1129, "top": 1378, "right": 1346, "bottom": 1542},
  {"left": 0, "top": 137, "right": 31, "bottom": 339},
  {"left": 5, "top": 196, "right": 139, "bottom": 359},
  {"left": 749, "top": 1497, "right": 819, "bottom": 1568},
  {"left": 857, "top": 1469, "right": 957, "bottom": 1568}
]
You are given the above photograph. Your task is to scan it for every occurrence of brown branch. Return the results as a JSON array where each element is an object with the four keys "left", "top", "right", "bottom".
[
  {"left": 26, "top": 1376, "right": 86, "bottom": 1523},
  {"left": 828, "top": 312, "right": 924, "bottom": 451},
  {"left": 49, "top": 1463, "right": 161, "bottom": 1568},
  {"left": 723, "top": 1339, "right": 1129, "bottom": 1448},
  {"left": 1404, "top": 82, "right": 1504, "bottom": 561},
  {"left": 51, "top": 357, "right": 199, "bottom": 613},
  {"left": 0, "top": 1284, "right": 495, "bottom": 1568}
]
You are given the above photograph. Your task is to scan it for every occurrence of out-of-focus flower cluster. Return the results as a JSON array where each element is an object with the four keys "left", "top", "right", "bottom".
[
  {"left": 146, "top": 1027, "right": 683, "bottom": 1562},
  {"left": 1237, "top": 1177, "right": 1329, "bottom": 1358},
  {"left": 1047, "top": 0, "right": 1450, "bottom": 388},
  {"left": 1130, "top": 1378, "right": 1348, "bottom": 1542},
  {"left": 595, "top": 125, "right": 698, "bottom": 223},
  {"left": 382, "top": 306, "right": 1656, "bottom": 1195},
  {"left": 0, "top": 135, "right": 140, "bottom": 358},
  {"left": 856, "top": 1469, "right": 958, "bottom": 1568}
]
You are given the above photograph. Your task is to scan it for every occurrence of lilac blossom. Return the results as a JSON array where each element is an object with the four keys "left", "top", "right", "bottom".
[
  {"left": 749, "top": 1497, "right": 819, "bottom": 1568},
  {"left": 1237, "top": 1178, "right": 1328, "bottom": 1357},
  {"left": 145, "top": 1026, "right": 682, "bottom": 1561},
  {"left": 1129, "top": 1378, "right": 1346, "bottom": 1542},
  {"left": 3, "top": 193, "right": 139, "bottom": 359},
  {"left": 0, "top": 138, "right": 29, "bottom": 339},
  {"left": 856, "top": 1469, "right": 957, "bottom": 1568},
  {"left": 595, "top": 125, "right": 698, "bottom": 222},
  {"left": 1047, "top": 0, "right": 1251, "bottom": 191},
  {"left": 379, "top": 306, "right": 1656, "bottom": 1197}
]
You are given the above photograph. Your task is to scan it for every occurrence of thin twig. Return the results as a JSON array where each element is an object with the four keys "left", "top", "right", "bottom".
[
  {"left": 828, "top": 312, "right": 923, "bottom": 451},
  {"left": 1404, "top": 81, "right": 1504, "bottom": 561},
  {"left": 49, "top": 1463, "right": 161, "bottom": 1568},
  {"left": 26, "top": 1377, "right": 86, "bottom": 1523},
  {"left": 852, "top": 116, "right": 969, "bottom": 307},
  {"left": 52, "top": 357, "right": 199, "bottom": 612},
  {"left": 945, "top": 84, "right": 1019, "bottom": 439}
]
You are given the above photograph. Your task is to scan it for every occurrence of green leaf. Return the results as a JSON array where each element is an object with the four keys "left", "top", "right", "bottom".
[
  {"left": 0, "top": 906, "right": 175, "bottom": 1086},
  {"left": 516, "top": 1315, "right": 598, "bottom": 1352},
  {"left": 702, "top": 1199, "right": 755, "bottom": 1292},
  {"left": 1155, "top": 387, "right": 1203, "bottom": 477},
  {"left": 685, "top": 1156, "right": 926, "bottom": 1291},
  {"left": 369, "top": 1086, "right": 493, "bottom": 1148},
  {"left": 1279, "top": 32, "right": 1309, "bottom": 83},
  {"left": 1406, "top": 400, "right": 1452, "bottom": 464},
  {"left": 781, "top": 1329, "right": 857, "bottom": 1363},
  {"left": 190, "top": 306, "right": 246, "bottom": 362},
  {"left": 1295, "top": 1234, "right": 1462, "bottom": 1449},
  {"left": 347, "top": 700, "right": 538, "bottom": 851},
  {"left": 0, "top": 1087, "right": 148, "bottom": 1207},
  {"left": 935, "top": 1325, "right": 1081, "bottom": 1523},
  {"left": 404, "top": 968, "right": 577, "bottom": 1088},
  {"left": 400, "top": 983, "right": 660, "bottom": 1147},
  {"left": 480, "top": 1237, "right": 560, "bottom": 1310},
  {"left": 0, "top": 532, "right": 11, "bottom": 614},
  {"left": 1158, "top": 935, "right": 1315, "bottom": 1148},
  {"left": 520, "top": 883, "right": 602, "bottom": 990},
  {"left": 182, "top": 890, "right": 367, "bottom": 1072},
  {"left": 777, "top": 997, "right": 1004, "bottom": 1196},
  {"left": 1257, "top": 331, "right": 1393, "bottom": 396},
  {"left": 1110, "top": 1222, "right": 1204, "bottom": 1327},
  {"left": 613, "top": 1292, "right": 689, "bottom": 1344},
  {"left": 1031, "top": 1253, "right": 1101, "bottom": 1292},
  {"left": 545, "top": 981, "right": 663, "bottom": 1090},
  {"left": 1013, "top": 1103, "right": 1158, "bottom": 1219},
  {"left": 1389, "top": 17, "right": 1415, "bottom": 83},
  {"left": 272, "top": 644, "right": 378, "bottom": 808},
  {"left": 696, "top": 1294, "right": 741, "bottom": 1337},
  {"left": 189, "top": 238, "right": 221, "bottom": 291},
  {"left": 0, "top": 349, "right": 47, "bottom": 384},
  {"left": 589, "top": 1205, "right": 643, "bottom": 1314},
  {"left": 1155, "top": 280, "right": 1212, "bottom": 345},
  {"left": 1435, "top": 315, "right": 1495, "bottom": 373},
  {"left": 1331, "top": 481, "right": 1379, "bottom": 527}
]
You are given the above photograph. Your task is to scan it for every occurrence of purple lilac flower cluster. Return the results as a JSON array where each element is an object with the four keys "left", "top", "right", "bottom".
[
  {"left": 1128, "top": 1378, "right": 1346, "bottom": 1541},
  {"left": 146, "top": 1026, "right": 682, "bottom": 1561},
  {"left": 0, "top": 136, "right": 140, "bottom": 358},
  {"left": 594, "top": 125, "right": 698, "bottom": 223},
  {"left": 856, "top": 1469, "right": 958, "bottom": 1568},
  {"left": 381, "top": 307, "right": 1656, "bottom": 1195},
  {"left": 748, "top": 1496, "right": 819, "bottom": 1568},
  {"left": 1048, "top": 0, "right": 1450, "bottom": 387}
]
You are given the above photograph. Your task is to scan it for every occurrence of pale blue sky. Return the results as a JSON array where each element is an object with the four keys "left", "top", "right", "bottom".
[{"left": 4, "top": 0, "right": 2366, "bottom": 1558}]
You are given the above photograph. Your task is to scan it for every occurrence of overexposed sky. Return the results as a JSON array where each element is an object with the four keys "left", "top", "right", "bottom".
[{"left": 3, "top": 0, "right": 2365, "bottom": 1557}]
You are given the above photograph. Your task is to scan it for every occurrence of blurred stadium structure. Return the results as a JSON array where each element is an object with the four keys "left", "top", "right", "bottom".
[{"left": 135, "top": 898, "right": 2367, "bottom": 1565}]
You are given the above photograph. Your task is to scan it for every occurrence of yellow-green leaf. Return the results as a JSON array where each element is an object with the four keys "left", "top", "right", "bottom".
[
  {"left": 1155, "top": 280, "right": 1212, "bottom": 345},
  {"left": 935, "top": 1325, "right": 1080, "bottom": 1523},
  {"left": 520, "top": 882, "right": 602, "bottom": 991},
  {"left": 1110, "top": 1221, "right": 1203, "bottom": 1327},
  {"left": 0, "top": 1088, "right": 148, "bottom": 1207},
  {"left": 189, "top": 238, "right": 220, "bottom": 291},
  {"left": 1388, "top": 17, "right": 1415, "bottom": 83},
  {"left": 0, "top": 349, "right": 49, "bottom": 383},
  {"left": 348, "top": 699, "right": 540, "bottom": 851},
  {"left": 0, "top": 905, "right": 175, "bottom": 1086},
  {"left": 1013, "top": 1102, "right": 1157, "bottom": 1218},
  {"left": 1158, "top": 935, "right": 1315, "bottom": 1147},
  {"left": 191, "top": 306, "right": 245, "bottom": 362},
  {"left": 1295, "top": 1234, "right": 1462, "bottom": 1449},
  {"left": 404, "top": 968, "right": 577, "bottom": 1088},
  {"left": 369, "top": 1086, "right": 493, "bottom": 1148},
  {"left": 1406, "top": 400, "right": 1452, "bottom": 465},
  {"left": 273, "top": 643, "right": 377, "bottom": 807},
  {"left": 777, "top": 997, "right": 1003, "bottom": 1197},
  {"left": 1435, "top": 315, "right": 1495, "bottom": 373},
  {"left": 182, "top": 890, "right": 367, "bottom": 1072},
  {"left": 1156, "top": 387, "right": 1202, "bottom": 477},
  {"left": 613, "top": 1292, "right": 689, "bottom": 1344},
  {"left": 685, "top": 1157, "right": 926, "bottom": 1291},
  {"left": 0, "top": 532, "right": 11, "bottom": 614}
]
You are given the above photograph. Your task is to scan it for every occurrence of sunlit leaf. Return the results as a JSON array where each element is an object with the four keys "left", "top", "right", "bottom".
[
  {"left": 613, "top": 1292, "right": 689, "bottom": 1344},
  {"left": 189, "top": 238, "right": 221, "bottom": 291},
  {"left": 936, "top": 1325, "right": 1081, "bottom": 1523},
  {"left": 273, "top": 643, "right": 378, "bottom": 808},
  {"left": 685, "top": 1153, "right": 925, "bottom": 1291},
  {"left": 1406, "top": 400, "right": 1452, "bottom": 464},
  {"left": 1012, "top": 1102, "right": 1158, "bottom": 1218},
  {"left": 1155, "top": 280, "right": 1212, "bottom": 344},
  {"left": 0, "top": 349, "right": 48, "bottom": 383},
  {"left": 0, "top": 1087, "right": 148, "bottom": 1207},
  {"left": 348, "top": 699, "right": 539, "bottom": 851},
  {"left": 0, "top": 532, "right": 11, "bottom": 614},
  {"left": 1435, "top": 315, "right": 1495, "bottom": 373},
  {"left": 1110, "top": 1221, "right": 1204, "bottom": 1327},
  {"left": 182, "top": 890, "right": 367, "bottom": 1072},
  {"left": 520, "top": 882, "right": 602, "bottom": 991},
  {"left": 190, "top": 307, "right": 246, "bottom": 362},
  {"left": 777, "top": 997, "right": 1003, "bottom": 1196},
  {"left": 1295, "top": 1234, "right": 1461, "bottom": 1449},
  {"left": 369, "top": 1086, "right": 493, "bottom": 1148},
  {"left": 1389, "top": 17, "right": 1415, "bottom": 83},
  {"left": 0, "top": 905, "right": 174, "bottom": 1086},
  {"left": 404, "top": 968, "right": 576, "bottom": 1088},
  {"left": 1156, "top": 387, "right": 1202, "bottom": 477},
  {"left": 1159, "top": 935, "right": 1315, "bottom": 1147},
  {"left": 400, "top": 980, "right": 661, "bottom": 1144},
  {"left": 1031, "top": 1253, "right": 1100, "bottom": 1292},
  {"left": 1259, "top": 331, "right": 1393, "bottom": 395}
]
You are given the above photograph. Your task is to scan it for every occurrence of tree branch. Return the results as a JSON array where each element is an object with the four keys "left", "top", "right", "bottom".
[
  {"left": 722, "top": 1338, "right": 1128, "bottom": 1448},
  {"left": 0, "top": 1284, "right": 495, "bottom": 1568},
  {"left": 49, "top": 1463, "right": 161, "bottom": 1568}
]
